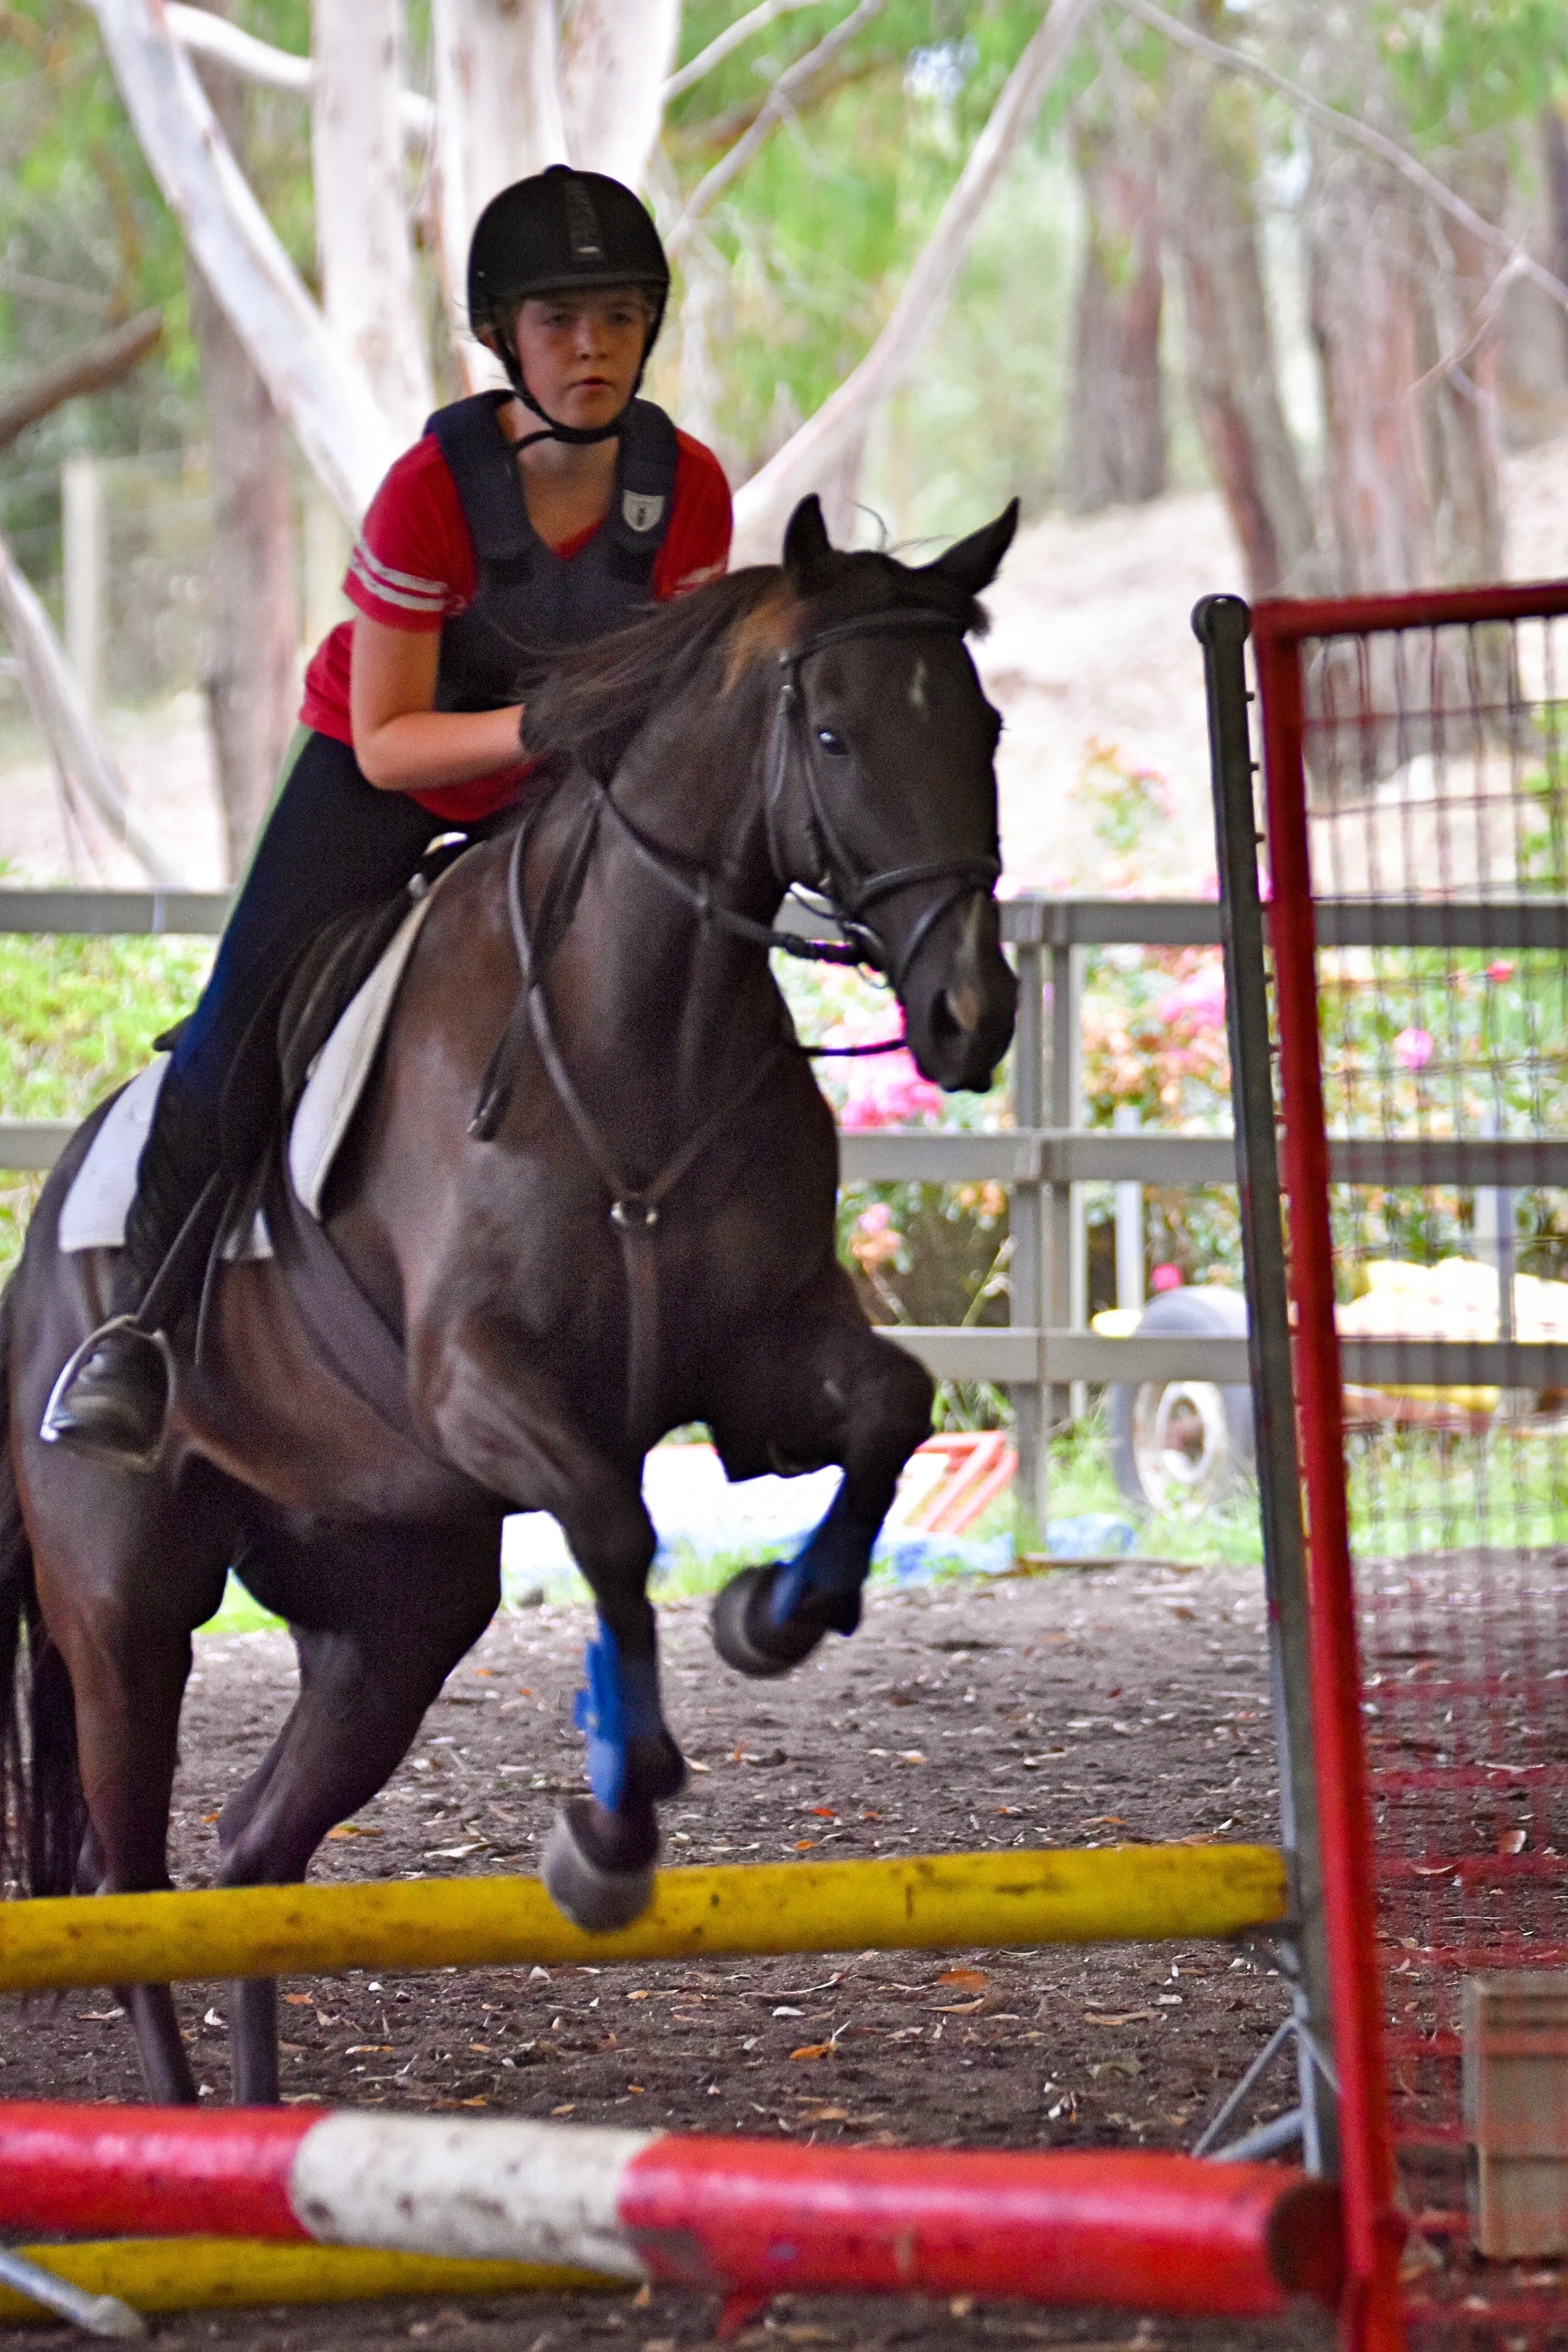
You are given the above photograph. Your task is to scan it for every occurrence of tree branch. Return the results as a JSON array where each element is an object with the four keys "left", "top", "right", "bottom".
[
  {"left": 666, "top": 52, "right": 888, "bottom": 155},
  {"left": 667, "top": 0, "right": 885, "bottom": 254},
  {"left": 0, "top": 309, "right": 162, "bottom": 453},
  {"left": 731, "top": 0, "right": 1103, "bottom": 560},
  {"left": 163, "top": 3, "right": 434, "bottom": 141},
  {"left": 1122, "top": 0, "right": 1568, "bottom": 316},
  {"left": 664, "top": 0, "right": 826, "bottom": 103},
  {"left": 83, "top": 0, "right": 399, "bottom": 521},
  {"left": 0, "top": 527, "right": 185, "bottom": 886}
]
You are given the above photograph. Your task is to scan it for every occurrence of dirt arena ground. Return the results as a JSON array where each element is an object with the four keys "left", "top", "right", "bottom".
[{"left": 0, "top": 1553, "right": 1335, "bottom": 2352}]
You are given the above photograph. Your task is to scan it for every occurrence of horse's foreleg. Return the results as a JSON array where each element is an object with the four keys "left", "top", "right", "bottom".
[
  {"left": 710, "top": 1295, "right": 933, "bottom": 1677},
  {"left": 423, "top": 1314, "right": 682, "bottom": 1929}
]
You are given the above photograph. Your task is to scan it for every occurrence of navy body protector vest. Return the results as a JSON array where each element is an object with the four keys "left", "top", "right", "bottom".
[{"left": 425, "top": 390, "right": 679, "bottom": 713}]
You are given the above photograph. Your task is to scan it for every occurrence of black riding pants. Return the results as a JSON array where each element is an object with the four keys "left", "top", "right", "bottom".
[{"left": 171, "top": 730, "right": 506, "bottom": 1110}]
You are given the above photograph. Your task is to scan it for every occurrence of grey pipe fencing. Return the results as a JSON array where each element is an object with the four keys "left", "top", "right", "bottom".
[{"left": 4, "top": 888, "right": 1563, "bottom": 1533}]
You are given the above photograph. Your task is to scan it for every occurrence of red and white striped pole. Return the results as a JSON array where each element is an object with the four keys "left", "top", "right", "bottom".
[{"left": 0, "top": 2105, "right": 1339, "bottom": 2321}]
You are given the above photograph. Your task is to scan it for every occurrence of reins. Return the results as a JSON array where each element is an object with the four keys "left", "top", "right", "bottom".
[{"left": 470, "top": 596, "right": 1002, "bottom": 1443}]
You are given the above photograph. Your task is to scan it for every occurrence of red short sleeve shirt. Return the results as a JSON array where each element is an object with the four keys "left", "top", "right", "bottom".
[{"left": 299, "top": 423, "right": 733, "bottom": 821}]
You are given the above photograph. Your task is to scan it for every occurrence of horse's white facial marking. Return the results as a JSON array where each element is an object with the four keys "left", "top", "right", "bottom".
[{"left": 908, "top": 658, "right": 929, "bottom": 716}]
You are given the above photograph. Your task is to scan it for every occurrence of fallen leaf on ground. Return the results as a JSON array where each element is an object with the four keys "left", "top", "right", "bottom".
[
  {"left": 1084, "top": 2009, "right": 1156, "bottom": 2026},
  {"left": 939, "top": 1967, "right": 988, "bottom": 1988},
  {"left": 1497, "top": 1828, "right": 1527, "bottom": 1855},
  {"left": 326, "top": 1824, "right": 382, "bottom": 1840},
  {"left": 789, "top": 2042, "right": 833, "bottom": 2060},
  {"left": 283, "top": 1994, "right": 313, "bottom": 2007}
]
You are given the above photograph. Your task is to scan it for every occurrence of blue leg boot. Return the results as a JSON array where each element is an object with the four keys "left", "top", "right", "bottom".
[
  {"left": 710, "top": 1484, "right": 876, "bottom": 1679},
  {"left": 541, "top": 1620, "right": 686, "bottom": 1932}
]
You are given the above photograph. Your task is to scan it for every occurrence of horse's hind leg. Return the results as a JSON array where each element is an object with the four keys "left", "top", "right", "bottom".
[
  {"left": 710, "top": 1282, "right": 933, "bottom": 1678},
  {"left": 39, "top": 1543, "right": 220, "bottom": 2104},
  {"left": 210, "top": 1517, "right": 503, "bottom": 2104}
]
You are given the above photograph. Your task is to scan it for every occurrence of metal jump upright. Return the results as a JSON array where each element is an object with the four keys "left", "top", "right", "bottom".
[{"left": 1206, "top": 580, "right": 1568, "bottom": 2352}]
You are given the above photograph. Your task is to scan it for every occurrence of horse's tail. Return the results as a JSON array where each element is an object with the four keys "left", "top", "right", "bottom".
[{"left": 0, "top": 1281, "right": 85, "bottom": 1899}]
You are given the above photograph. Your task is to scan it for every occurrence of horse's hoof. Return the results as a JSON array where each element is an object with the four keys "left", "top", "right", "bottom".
[
  {"left": 710, "top": 1562, "right": 835, "bottom": 1678},
  {"left": 542, "top": 1800, "right": 657, "bottom": 1933}
]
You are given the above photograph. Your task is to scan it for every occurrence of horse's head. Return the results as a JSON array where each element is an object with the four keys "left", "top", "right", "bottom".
[{"left": 771, "top": 495, "right": 1019, "bottom": 1092}]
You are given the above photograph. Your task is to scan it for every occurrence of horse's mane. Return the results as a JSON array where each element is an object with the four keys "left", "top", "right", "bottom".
[{"left": 519, "top": 547, "right": 990, "bottom": 783}]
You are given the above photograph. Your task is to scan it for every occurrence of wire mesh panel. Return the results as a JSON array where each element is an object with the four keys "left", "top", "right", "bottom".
[{"left": 1254, "top": 584, "right": 1568, "bottom": 2352}]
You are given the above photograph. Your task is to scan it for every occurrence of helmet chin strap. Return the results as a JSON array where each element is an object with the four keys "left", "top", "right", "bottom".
[{"left": 500, "top": 336, "right": 638, "bottom": 450}]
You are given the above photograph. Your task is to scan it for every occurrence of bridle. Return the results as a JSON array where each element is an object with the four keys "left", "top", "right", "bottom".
[{"left": 595, "top": 601, "right": 1002, "bottom": 998}]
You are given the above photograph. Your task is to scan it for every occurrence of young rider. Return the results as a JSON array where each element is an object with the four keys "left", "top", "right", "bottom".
[{"left": 44, "top": 166, "right": 733, "bottom": 1468}]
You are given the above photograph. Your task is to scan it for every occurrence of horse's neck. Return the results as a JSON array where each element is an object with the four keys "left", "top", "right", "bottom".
[{"left": 539, "top": 735, "right": 784, "bottom": 1152}]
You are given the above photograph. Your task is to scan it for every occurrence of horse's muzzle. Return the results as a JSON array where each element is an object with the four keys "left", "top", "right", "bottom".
[{"left": 900, "top": 892, "right": 1017, "bottom": 1093}]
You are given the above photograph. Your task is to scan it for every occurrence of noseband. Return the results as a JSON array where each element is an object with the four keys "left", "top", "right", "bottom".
[{"left": 597, "top": 602, "right": 1001, "bottom": 995}]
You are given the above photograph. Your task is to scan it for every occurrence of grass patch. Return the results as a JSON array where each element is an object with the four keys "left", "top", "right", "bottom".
[
  {"left": 1038, "top": 1407, "right": 1266, "bottom": 1568},
  {"left": 196, "top": 1572, "right": 284, "bottom": 1637}
]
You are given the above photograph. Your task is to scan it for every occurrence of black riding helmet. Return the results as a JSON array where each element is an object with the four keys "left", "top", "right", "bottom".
[{"left": 467, "top": 165, "right": 671, "bottom": 447}]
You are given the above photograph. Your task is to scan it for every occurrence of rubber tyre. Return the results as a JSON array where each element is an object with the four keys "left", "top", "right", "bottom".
[{"left": 1105, "top": 1285, "right": 1254, "bottom": 1515}]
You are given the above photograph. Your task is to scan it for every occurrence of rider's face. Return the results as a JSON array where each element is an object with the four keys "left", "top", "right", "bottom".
[{"left": 509, "top": 288, "right": 651, "bottom": 430}]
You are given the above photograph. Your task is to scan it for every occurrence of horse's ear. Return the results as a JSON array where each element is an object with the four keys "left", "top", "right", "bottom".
[
  {"left": 922, "top": 499, "right": 1020, "bottom": 598},
  {"left": 783, "top": 494, "right": 835, "bottom": 588}
]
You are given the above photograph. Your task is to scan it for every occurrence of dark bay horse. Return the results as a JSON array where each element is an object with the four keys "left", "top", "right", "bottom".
[{"left": 0, "top": 494, "right": 1018, "bottom": 2104}]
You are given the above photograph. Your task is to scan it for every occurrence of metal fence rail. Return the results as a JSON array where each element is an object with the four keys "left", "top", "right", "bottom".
[{"left": 4, "top": 887, "right": 1565, "bottom": 1529}]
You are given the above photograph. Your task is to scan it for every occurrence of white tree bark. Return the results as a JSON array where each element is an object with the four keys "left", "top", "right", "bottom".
[
  {"left": 166, "top": 2, "right": 435, "bottom": 140},
  {"left": 731, "top": 0, "right": 1103, "bottom": 561},
  {"left": 560, "top": 0, "right": 681, "bottom": 190},
  {"left": 0, "top": 528, "right": 184, "bottom": 887},
  {"left": 88, "top": 0, "right": 397, "bottom": 522},
  {"left": 312, "top": 0, "right": 434, "bottom": 444},
  {"left": 431, "top": 0, "right": 567, "bottom": 387}
]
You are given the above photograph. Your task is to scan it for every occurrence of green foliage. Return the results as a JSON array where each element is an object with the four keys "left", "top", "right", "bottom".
[
  {"left": 662, "top": 2, "right": 1096, "bottom": 517},
  {"left": 0, "top": 933, "right": 213, "bottom": 1277},
  {"left": 1373, "top": 0, "right": 1568, "bottom": 142}
]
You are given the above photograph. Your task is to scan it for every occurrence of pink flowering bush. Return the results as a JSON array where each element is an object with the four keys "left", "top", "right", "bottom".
[
  {"left": 1392, "top": 1026, "right": 1435, "bottom": 1073},
  {"left": 838, "top": 1050, "right": 946, "bottom": 1131}
]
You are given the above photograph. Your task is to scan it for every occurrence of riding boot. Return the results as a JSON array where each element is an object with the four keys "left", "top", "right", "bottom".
[{"left": 40, "top": 1070, "right": 221, "bottom": 1470}]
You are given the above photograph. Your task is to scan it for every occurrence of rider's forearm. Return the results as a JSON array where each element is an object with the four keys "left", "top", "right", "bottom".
[{"left": 353, "top": 703, "right": 526, "bottom": 793}]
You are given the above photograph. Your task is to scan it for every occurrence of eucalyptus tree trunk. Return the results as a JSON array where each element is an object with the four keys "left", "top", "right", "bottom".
[
  {"left": 560, "top": 0, "right": 682, "bottom": 188},
  {"left": 311, "top": 0, "right": 433, "bottom": 444},
  {"left": 430, "top": 0, "right": 567, "bottom": 386},
  {"left": 1420, "top": 150, "right": 1507, "bottom": 589},
  {"left": 186, "top": 9, "right": 300, "bottom": 877},
  {"left": 1170, "top": 76, "right": 1318, "bottom": 596},
  {"left": 1061, "top": 116, "right": 1165, "bottom": 513},
  {"left": 1306, "top": 147, "right": 1435, "bottom": 595}
]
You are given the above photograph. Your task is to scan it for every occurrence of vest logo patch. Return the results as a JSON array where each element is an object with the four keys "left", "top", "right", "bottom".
[{"left": 622, "top": 490, "right": 665, "bottom": 535}]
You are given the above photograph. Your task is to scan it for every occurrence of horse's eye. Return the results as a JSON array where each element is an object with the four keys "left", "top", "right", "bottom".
[{"left": 816, "top": 727, "right": 850, "bottom": 758}]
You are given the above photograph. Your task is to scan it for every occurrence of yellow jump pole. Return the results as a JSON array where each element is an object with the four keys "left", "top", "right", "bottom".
[
  {"left": 0, "top": 1846, "right": 1285, "bottom": 1993},
  {"left": 0, "top": 2241, "right": 616, "bottom": 2324}
]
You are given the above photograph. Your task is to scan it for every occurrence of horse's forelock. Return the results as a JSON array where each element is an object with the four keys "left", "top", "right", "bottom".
[{"left": 722, "top": 585, "right": 807, "bottom": 695}]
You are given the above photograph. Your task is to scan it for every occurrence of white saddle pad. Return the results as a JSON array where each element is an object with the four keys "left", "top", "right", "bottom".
[{"left": 58, "top": 890, "right": 436, "bottom": 1257}]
